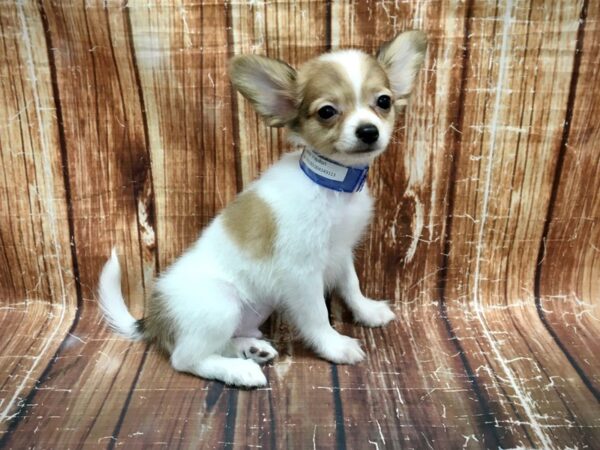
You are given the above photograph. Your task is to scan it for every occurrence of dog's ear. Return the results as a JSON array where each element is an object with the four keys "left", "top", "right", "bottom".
[
  {"left": 377, "top": 30, "right": 427, "bottom": 101},
  {"left": 229, "top": 55, "right": 297, "bottom": 127}
]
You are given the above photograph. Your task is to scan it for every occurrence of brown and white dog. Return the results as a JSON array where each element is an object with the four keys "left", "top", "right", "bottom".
[{"left": 98, "top": 31, "right": 427, "bottom": 387}]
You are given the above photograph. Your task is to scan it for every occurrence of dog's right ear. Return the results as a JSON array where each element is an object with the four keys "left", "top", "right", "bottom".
[{"left": 229, "top": 55, "right": 297, "bottom": 127}]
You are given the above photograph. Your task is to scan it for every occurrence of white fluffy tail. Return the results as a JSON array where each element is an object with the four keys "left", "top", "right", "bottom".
[{"left": 98, "top": 248, "right": 143, "bottom": 340}]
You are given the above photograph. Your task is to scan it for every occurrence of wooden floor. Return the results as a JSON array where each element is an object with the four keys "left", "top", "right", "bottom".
[
  {"left": 1, "top": 1, "right": 600, "bottom": 448},
  {"left": 1, "top": 295, "right": 599, "bottom": 448}
]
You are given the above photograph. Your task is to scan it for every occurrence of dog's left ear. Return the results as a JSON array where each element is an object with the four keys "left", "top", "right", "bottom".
[
  {"left": 229, "top": 55, "right": 297, "bottom": 127},
  {"left": 377, "top": 30, "right": 428, "bottom": 101}
]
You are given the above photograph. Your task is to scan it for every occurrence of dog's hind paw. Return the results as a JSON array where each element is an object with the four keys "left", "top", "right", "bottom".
[
  {"left": 225, "top": 359, "right": 268, "bottom": 387},
  {"left": 226, "top": 337, "right": 278, "bottom": 364}
]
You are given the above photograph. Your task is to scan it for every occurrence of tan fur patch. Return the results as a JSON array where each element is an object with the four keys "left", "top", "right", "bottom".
[
  {"left": 298, "top": 59, "right": 356, "bottom": 112},
  {"left": 139, "top": 290, "right": 176, "bottom": 354},
  {"left": 222, "top": 191, "right": 277, "bottom": 259},
  {"left": 293, "top": 59, "right": 357, "bottom": 155},
  {"left": 360, "top": 59, "right": 392, "bottom": 106}
]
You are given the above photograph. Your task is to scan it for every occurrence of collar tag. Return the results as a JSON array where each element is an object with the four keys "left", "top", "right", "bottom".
[{"left": 299, "top": 148, "right": 369, "bottom": 193}]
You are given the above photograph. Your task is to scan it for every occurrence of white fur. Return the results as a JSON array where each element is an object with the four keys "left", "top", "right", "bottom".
[
  {"left": 97, "top": 37, "right": 428, "bottom": 386},
  {"left": 320, "top": 50, "right": 365, "bottom": 96},
  {"left": 98, "top": 248, "right": 142, "bottom": 341}
]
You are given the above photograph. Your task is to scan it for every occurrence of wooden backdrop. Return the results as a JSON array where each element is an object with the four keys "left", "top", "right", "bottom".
[{"left": 1, "top": 0, "right": 599, "bottom": 448}]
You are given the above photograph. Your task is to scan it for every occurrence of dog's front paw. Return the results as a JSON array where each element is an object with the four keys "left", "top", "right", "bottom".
[
  {"left": 353, "top": 299, "right": 396, "bottom": 327},
  {"left": 316, "top": 333, "right": 365, "bottom": 365}
]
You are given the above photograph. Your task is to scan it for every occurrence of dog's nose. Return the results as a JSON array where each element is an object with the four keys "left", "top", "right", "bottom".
[{"left": 356, "top": 124, "right": 379, "bottom": 144}]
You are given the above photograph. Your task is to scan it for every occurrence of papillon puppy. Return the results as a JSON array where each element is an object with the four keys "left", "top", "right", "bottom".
[{"left": 98, "top": 30, "right": 427, "bottom": 387}]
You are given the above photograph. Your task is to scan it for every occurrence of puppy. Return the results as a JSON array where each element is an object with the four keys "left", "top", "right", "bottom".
[{"left": 98, "top": 30, "right": 427, "bottom": 387}]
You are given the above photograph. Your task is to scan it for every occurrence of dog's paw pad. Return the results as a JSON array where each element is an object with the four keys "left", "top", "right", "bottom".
[{"left": 232, "top": 337, "right": 278, "bottom": 364}]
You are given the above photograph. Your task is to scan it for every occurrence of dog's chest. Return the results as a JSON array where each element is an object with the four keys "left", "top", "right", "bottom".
[{"left": 324, "top": 191, "right": 373, "bottom": 249}]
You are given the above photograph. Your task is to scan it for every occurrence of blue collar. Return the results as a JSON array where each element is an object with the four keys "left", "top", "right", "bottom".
[{"left": 299, "top": 148, "right": 369, "bottom": 193}]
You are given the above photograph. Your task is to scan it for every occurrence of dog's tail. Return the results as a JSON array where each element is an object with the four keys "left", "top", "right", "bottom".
[{"left": 98, "top": 248, "right": 144, "bottom": 341}]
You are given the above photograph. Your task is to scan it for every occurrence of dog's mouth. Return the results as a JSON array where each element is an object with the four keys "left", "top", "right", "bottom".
[
  {"left": 329, "top": 144, "right": 385, "bottom": 167},
  {"left": 352, "top": 146, "right": 378, "bottom": 154},
  {"left": 338, "top": 142, "right": 382, "bottom": 155}
]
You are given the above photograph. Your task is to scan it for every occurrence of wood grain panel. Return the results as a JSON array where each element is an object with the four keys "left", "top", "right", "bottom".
[
  {"left": 538, "top": 0, "right": 600, "bottom": 396},
  {"left": 443, "top": 0, "right": 579, "bottom": 310},
  {"left": 0, "top": 0, "right": 76, "bottom": 429},
  {"left": 443, "top": 0, "right": 600, "bottom": 447},
  {"left": 131, "top": 0, "right": 237, "bottom": 268},
  {"left": 1, "top": 1, "right": 152, "bottom": 446}
]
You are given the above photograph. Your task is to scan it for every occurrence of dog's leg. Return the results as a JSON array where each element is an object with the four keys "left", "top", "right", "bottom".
[
  {"left": 223, "top": 337, "right": 278, "bottom": 364},
  {"left": 335, "top": 252, "right": 395, "bottom": 327},
  {"left": 284, "top": 278, "right": 365, "bottom": 364},
  {"left": 221, "top": 301, "right": 277, "bottom": 364},
  {"left": 163, "top": 278, "right": 267, "bottom": 387},
  {"left": 171, "top": 337, "right": 267, "bottom": 387}
]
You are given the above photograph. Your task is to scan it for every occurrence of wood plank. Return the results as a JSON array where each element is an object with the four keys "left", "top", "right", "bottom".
[
  {"left": 329, "top": 1, "right": 502, "bottom": 447},
  {"left": 0, "top": 0, "right": 76, "bottom": 429},
  {"left": 132, "top": 0, "right": 238, "bottom": 267},
  {"left": 0, "top": 1, "right": 154, "bottom": 446},
  {"left": 443, "top": 0, "right": 600, "bottom": 447},
  {"left": 538, "top": 0, "right": 600, "bottom": 396}
]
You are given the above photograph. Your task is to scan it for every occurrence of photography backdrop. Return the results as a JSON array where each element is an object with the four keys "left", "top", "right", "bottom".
[{"left": 0, "top": 0, "right": 599, "bottom": 448}]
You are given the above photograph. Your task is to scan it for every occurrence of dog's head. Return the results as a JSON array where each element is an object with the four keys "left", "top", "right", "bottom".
[{"left": 229, "top": 31, "right": 427, "bottom": 166}]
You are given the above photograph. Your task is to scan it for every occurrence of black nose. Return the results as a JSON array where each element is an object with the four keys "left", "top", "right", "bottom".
[{"left": 356, "top": 124, "right": 379, "bottom": 144}]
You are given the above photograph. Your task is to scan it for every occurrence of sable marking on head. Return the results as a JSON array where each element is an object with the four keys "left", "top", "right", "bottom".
[
  {"left": 359, "top": 58, "right": 394, "bottom": 119},
  {"left": 222, "top": 191, "right": 277, "bottom": 259},
  {"left": 293, "top": 58, "right": 358, "bottom": 155}
]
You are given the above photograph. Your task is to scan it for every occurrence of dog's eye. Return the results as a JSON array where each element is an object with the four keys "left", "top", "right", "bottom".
[
  {"left": 377, "top": 95, "right": 392, "bottom": 110},
  {"left": 317, "top": 105, "right": 337, "bottom": 119}
]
